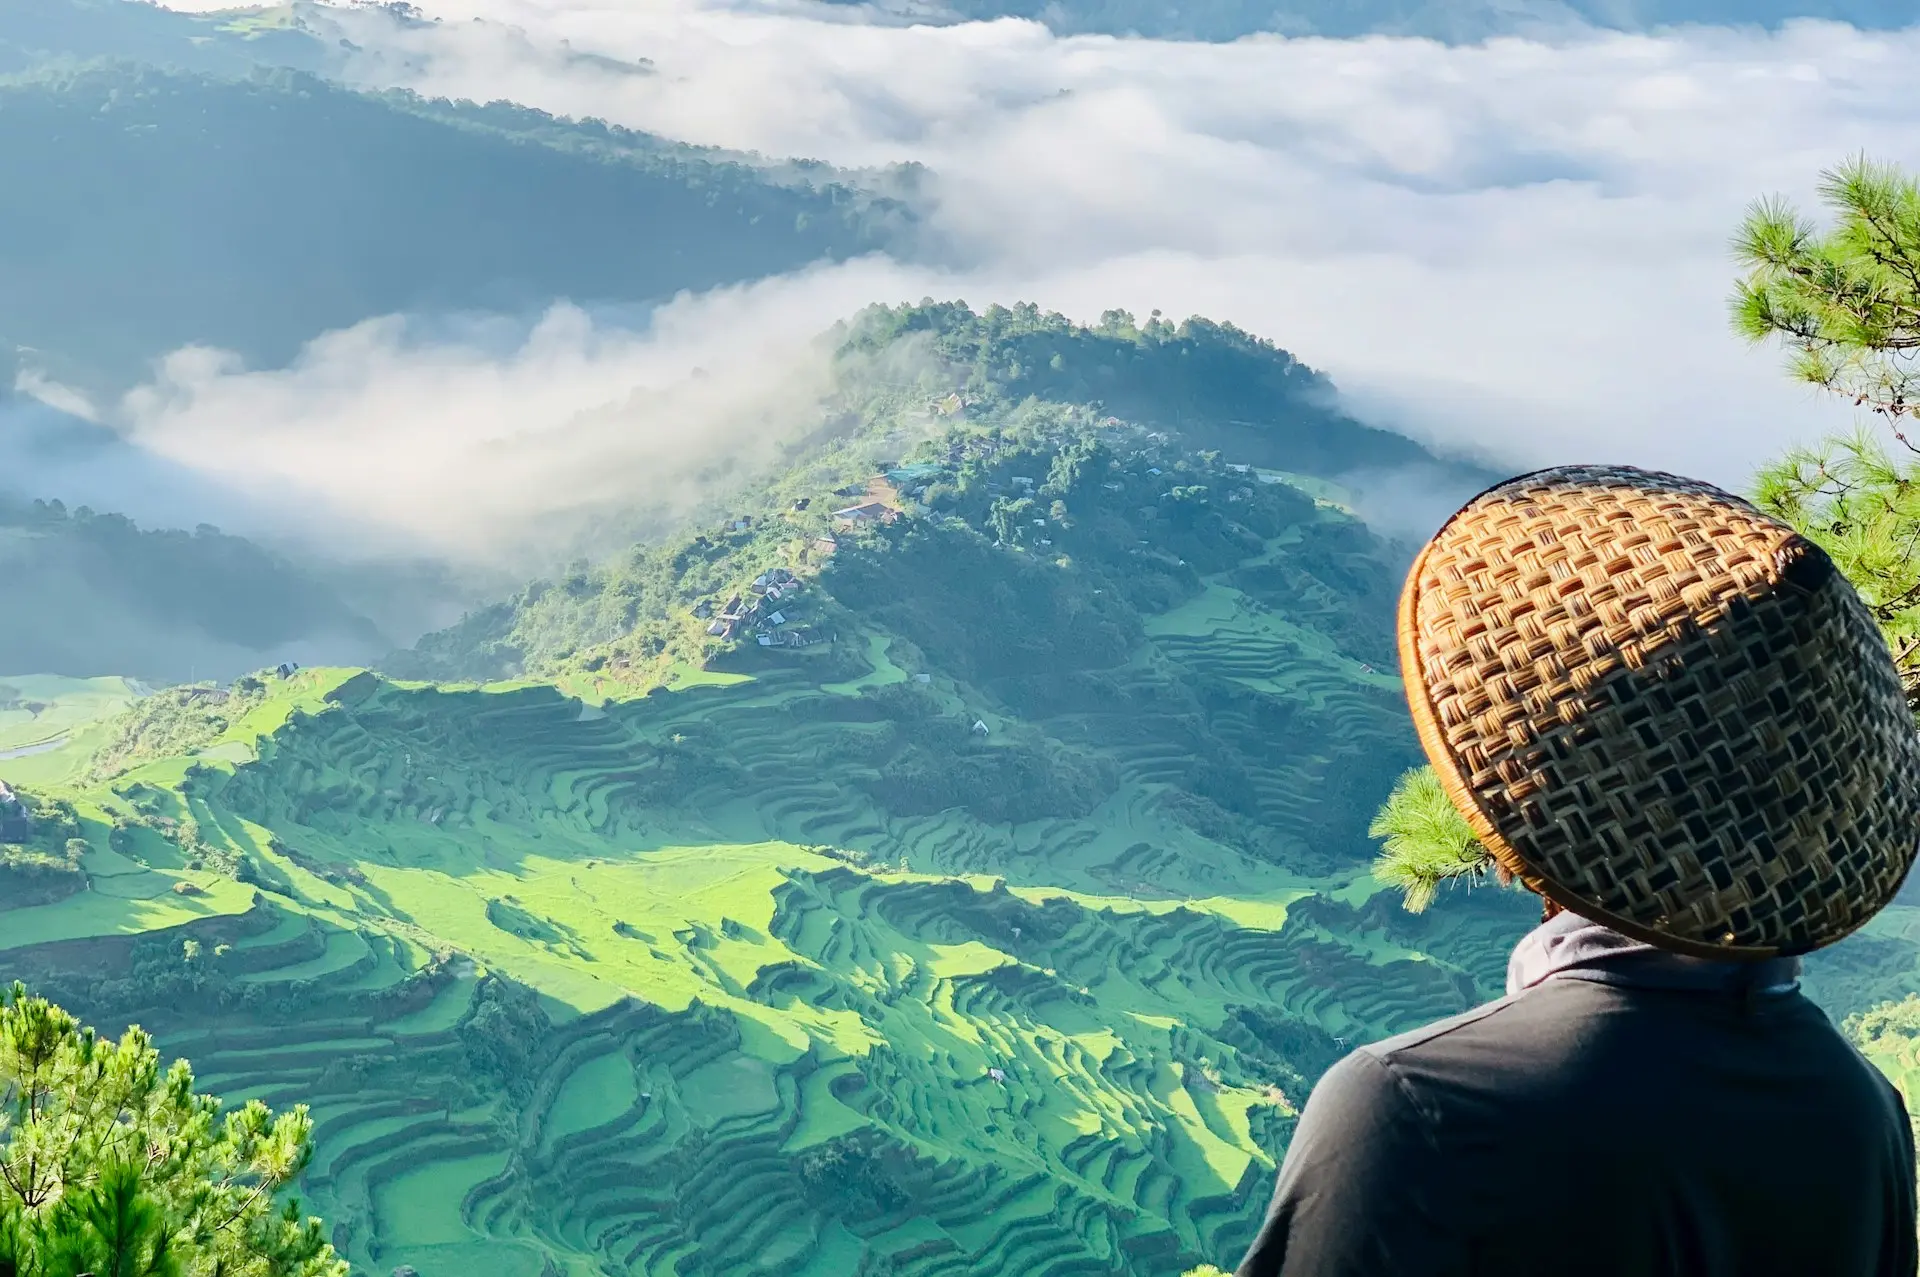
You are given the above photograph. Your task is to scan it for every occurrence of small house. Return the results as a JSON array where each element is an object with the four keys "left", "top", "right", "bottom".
[
  {"left": 833, "top": 502, "right": 896, "bottom": 526},
  {"left": 972, "top": 720, "right": 990, "bottom": 735},
  {"left": 768, "top": 611, "right": 786, "bottom": 626},
  {"left": 914, "top": 674, "right": 932, "bottom": 684},
  {"left": 758, "top": 634, "right": 775, "bottom": 647},
  {"left": 706, "top": 620, "right": 728, "bottom": 637},
  {"left": 988, "top": 1067, "right": 1007, "bottom": 1083},
  {"left": 813, "top": 537, "right": 838, "bottom": 556},
  {"left": 275, "top": 661, "right": 300, "bottom": 678}
]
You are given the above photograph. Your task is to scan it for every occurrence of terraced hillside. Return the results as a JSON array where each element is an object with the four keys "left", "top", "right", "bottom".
[
  {"left": 0, "top": 586, "right": 1530, "bottom": 1277},
  {"left": 10, "top": 297, "right": 1916, "bottom": 1272}
]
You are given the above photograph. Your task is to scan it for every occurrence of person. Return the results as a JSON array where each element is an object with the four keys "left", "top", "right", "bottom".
[{"left": 1235, "top": 465, "right": 1920, "bottom": 1277}]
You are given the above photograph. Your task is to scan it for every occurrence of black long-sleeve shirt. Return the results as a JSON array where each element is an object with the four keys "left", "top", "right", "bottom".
[{"left": 1236, "top": 976, "right": 1916, "bottom": 1277}]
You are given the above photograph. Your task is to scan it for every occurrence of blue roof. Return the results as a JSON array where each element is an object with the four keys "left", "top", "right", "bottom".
[{"left": 886, "top": 464, "right": 945, "bottom": 484}]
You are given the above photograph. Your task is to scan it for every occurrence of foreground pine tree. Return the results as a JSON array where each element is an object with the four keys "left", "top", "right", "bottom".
[
  {"left": 0, "top": 983, "right": 344, "bottom": 1277},
  {"left": 1733, "top": 156, "right": 1920, "bottom": 709}
]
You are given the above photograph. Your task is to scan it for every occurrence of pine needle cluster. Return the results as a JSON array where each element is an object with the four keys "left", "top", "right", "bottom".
[
  {"left": 1366, "top": 767, "right": 1491, "bottom": 914},
  {"left": 1732, "top": 155, "right": 1920, "bottom": 711},
  {"left": 1732, "top": 155, "right": 1920, "bottom": 425},
  {"left": 0, "top": 983, "right": 344, "bottom": 1277}
]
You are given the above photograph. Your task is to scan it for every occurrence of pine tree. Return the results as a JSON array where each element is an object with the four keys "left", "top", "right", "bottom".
[
  {"left": 1732, "top": 155, "right": 1920, "bottom": 424},
  {"left": 1733, "top": 155, "right": 1920, "bottom": 709},
  {"left": 0, "top": 983, "right": 344, "bottom": 1277}
]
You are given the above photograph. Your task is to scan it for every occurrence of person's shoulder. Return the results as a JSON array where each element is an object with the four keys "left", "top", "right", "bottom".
[
  {"left": 1301, "top": 1000, "right": 1534, "bottom": 1130},
  {"left": 1294, "top": 1039, "right": 1432, "bottom": 1146},
  {"left": 1355, "top": 991, "right": 1532, "bottom": 1064}
]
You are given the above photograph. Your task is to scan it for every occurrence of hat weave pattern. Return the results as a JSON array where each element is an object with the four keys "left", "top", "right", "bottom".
[{"left": 1400, "top": 465, "right": 1920, "bottom": 957}]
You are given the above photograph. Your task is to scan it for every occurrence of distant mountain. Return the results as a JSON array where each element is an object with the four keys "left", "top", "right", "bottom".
[
  {"left": 399, "top": 301, "right": 1484, "bottom": 686},
  {"left": 0, "top": 495, "right": 389, "bottom": 681},
  {"left": 830, "top": 0, "right": 1920, "bottom": 40},
  {"left": 0, "top": 59, "right": 914, "bottom": 388},
  {"left": 0, "top": 0, "right": 330, "bottom": 78},
  {"left": 35, "top": 0, "right": 1919, "bottom": 56},
  {"left": 396, "top": 302, "right": 1489, "bottom": 865}
]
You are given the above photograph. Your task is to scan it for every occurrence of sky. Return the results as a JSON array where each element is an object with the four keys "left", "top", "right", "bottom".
[{"left": 118, "top": 0, "right": 1920, "bottom": 559}]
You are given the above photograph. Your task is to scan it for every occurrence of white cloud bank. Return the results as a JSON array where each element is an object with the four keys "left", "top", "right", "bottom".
[
  {"left": 49, "top": 258, "right": 950, "bottom": 564},
  {"left": 123, "top": 0, "right": 1920, "bottom": 557}
]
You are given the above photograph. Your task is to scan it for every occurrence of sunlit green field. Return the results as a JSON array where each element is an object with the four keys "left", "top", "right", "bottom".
[{"left": 0, "top": 615, "right": 1535, "bottom": 1277}]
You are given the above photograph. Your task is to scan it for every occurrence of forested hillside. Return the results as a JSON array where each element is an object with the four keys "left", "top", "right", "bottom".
[
  {"left": 0, "top": 495, "right": 389, "bottom": 682},
  {"left": 0, "top": 0, "right": 328, "bottom": 77},
  {"left": 399, "top": 302, "right": 1478, "bottom": 685},
  {"left": 0, "top": 60, "right": 911, "bottom": 385}
]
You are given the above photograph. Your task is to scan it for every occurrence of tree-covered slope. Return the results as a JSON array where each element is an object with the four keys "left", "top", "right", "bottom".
[
  {"left": 0, "top": 0, "right": 329, "bottom": 78},
  {"left": 0, "top": 496, "right": 389, "bottom": 683},
  {"left": 398, "top": 302, "right": 1479, "bottom": 684},
  {"left": 0, "top": 60, "right": 910, "bottom": 385}
]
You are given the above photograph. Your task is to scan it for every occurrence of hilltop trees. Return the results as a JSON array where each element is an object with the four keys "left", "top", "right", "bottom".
[{"left": 0, "top": 983, "right": 342, "bottom": 1277}]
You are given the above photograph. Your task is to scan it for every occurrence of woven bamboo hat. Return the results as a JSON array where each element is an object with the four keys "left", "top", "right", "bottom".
[{"left": 1400, "top": 464, "right": 1920, "bottom": 958}]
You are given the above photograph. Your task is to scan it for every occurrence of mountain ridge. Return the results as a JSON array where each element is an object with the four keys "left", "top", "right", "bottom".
[{"left": 0, "top": 57, "right": 912, "bottom": 388}]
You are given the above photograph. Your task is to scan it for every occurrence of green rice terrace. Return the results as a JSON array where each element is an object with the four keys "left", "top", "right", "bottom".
[
  {"left": 0, "top": 581, "right": 1525, "bottom": 1274},
  {"left": 4, "top": 302, "right": 1917, "bottom": 1276}
]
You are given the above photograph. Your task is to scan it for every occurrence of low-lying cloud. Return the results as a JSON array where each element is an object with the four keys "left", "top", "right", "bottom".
[
  {"left": 116, "top": 1, "right": 1920, "bottom": 559},
  {"left": 17, "top": 258, "right": 954, "bottom": 566}
]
